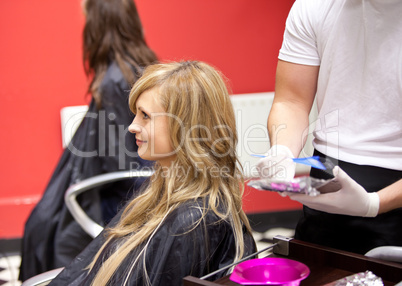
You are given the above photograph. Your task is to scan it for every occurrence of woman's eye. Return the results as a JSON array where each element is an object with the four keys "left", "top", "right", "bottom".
[{"left": 142, "top": 111, "right": 150, "bottom": 119}]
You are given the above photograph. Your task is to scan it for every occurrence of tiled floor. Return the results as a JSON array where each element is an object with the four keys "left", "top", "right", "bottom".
[
  {"left": 0, "top": 254, "right": 21, "bottom": 286},
  {"left": 0, "top": 211, "right": 299, "bottom": 285}
]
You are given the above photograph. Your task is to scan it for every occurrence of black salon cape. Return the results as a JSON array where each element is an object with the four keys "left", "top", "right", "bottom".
[
  {"left": 19, "top": 62, "right": 151, "bottom": 281},
  {"left": 49, "top": 199, "right": 256, "bottom": 285}
]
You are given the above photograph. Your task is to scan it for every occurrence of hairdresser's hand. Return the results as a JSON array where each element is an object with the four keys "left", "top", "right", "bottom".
[
  {"left": 287, "top": 166, "right": 380, "bottom": 217},
  {"left": 257, "top": 145, "right": 296, "bottom": 181}
]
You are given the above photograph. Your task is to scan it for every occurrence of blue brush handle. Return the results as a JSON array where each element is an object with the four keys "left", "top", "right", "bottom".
[{"left": 251, "top": 154, "right": 326, "bottom": 170}]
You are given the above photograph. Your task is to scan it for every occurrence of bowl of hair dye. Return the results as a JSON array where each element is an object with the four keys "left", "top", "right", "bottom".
[{"left": 230, "top": 258, "right": 310, "bottom": 285}]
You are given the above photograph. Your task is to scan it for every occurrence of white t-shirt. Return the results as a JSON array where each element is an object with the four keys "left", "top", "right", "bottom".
[{"left": 279, "top": 0, "right": 402, "bottom": 171}]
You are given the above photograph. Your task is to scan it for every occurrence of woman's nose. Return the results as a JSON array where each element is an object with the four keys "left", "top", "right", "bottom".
[{"left": 128, "top": 120, "right": 141, "bottom": 134}]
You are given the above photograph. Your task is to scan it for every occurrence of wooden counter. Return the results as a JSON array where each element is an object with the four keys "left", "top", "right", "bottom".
[{"left": 184, "top": 237, "right": 402, "bottom": 286}]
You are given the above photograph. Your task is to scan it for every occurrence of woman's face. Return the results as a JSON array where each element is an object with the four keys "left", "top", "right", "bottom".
[{"left": 129, "top": 88, "right": 176, "bottom": 167}]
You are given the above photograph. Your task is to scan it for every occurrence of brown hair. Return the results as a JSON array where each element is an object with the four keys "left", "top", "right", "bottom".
[{"left": 82, "top": 0, "right": 157, "bottom": 107}]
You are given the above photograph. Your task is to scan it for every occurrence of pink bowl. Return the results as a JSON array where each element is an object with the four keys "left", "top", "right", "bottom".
[{"left": 229, "top": 258, "right": 310, "bottom": 285}]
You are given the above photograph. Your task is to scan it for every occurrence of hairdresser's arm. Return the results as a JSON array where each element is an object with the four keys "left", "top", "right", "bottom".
[
  {"left": 378, "top": 179, "right": 402, "bottom": 214},
  {"left": 288, "top": 167, "right": 402, "bottom": 217},
  {"left": 257, "top": 60, "right": 319, "bottom": 180},
  {"left": 268, "top": 60, "right": 319, "bottom": 156}
]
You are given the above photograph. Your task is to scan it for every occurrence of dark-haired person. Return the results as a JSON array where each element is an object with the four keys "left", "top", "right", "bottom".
[{"left": 19, "top": 0, "right": 157, "bottom": 281}]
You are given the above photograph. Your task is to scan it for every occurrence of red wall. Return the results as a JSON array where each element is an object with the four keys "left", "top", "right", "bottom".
[{"left": 0, "top": 0, "right": 297, "bottom": 239}]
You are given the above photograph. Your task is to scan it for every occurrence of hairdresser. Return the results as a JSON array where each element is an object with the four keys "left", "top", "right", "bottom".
[{"left": 257, "top": 0, "right": 402, "bottom": 255}]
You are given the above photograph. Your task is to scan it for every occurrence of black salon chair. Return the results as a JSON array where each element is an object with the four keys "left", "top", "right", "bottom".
[{"left": 21, "top": 170, "right": 153, "bottom": 286}]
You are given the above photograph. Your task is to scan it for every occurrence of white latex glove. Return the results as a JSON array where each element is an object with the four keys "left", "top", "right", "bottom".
[
  {"left": 287, "top": 166, "right": 380, "bottom": 217},
  {"left": 257, "top": 145, "right": 296, "bottom": 181}
]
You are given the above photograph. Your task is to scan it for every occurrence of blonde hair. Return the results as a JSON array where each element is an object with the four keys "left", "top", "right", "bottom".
[{"left": 88, "top": 61, "right": 252, "bottom": 285}]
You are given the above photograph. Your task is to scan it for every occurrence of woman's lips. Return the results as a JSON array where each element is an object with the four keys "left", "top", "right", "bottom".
[{"left": 136, "top": 139, "right": 146, "bottom": 146}]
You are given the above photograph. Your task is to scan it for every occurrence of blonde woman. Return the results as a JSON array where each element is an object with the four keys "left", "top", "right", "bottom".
[{"left": 50, "top": 61, "right": 256, "bottom": 285}]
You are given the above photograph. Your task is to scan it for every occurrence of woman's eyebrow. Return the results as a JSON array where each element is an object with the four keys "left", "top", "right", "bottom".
[{"left": 137, "top": 106, "right": 151, "bottom": 115}]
